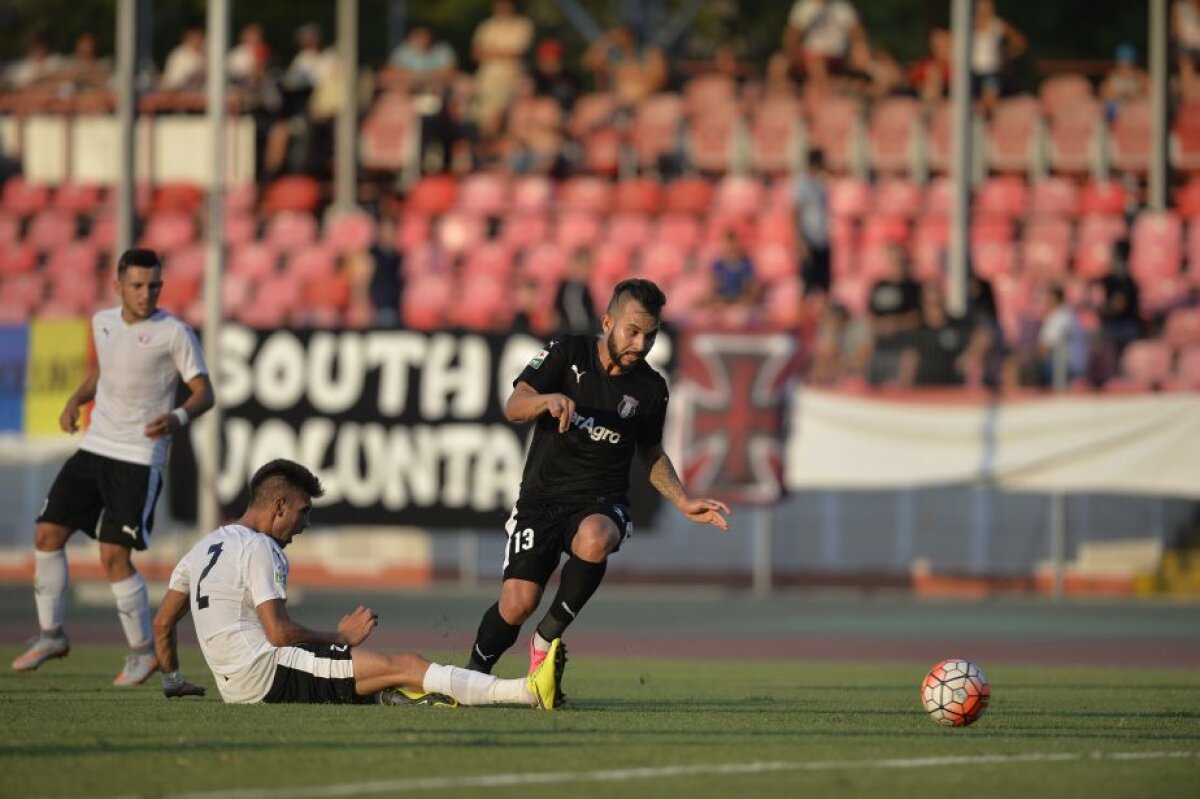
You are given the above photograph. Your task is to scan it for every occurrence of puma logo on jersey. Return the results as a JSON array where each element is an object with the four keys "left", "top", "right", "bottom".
[
  {"left": 571, "top": 365, "right": 586, "bottom": 383},
  {"left": 570, "top": 412, "right": 622, "bottom": 443}
]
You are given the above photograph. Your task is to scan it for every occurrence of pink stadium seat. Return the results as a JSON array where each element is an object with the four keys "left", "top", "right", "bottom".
[
  {"left": 286, "top": 245, "right": 338, "bottom": 281},
  {"left": 829, "top": 177, "right": 870, "bottom": 220},
  {"left": 756, "top": 210, "right": 796, "bottom": 248},
  {"left": 401, "top": 243, "right": 443, "bottom": 278},
  {"left": 872, "top": 179, "right": 922, "bottom": 219},
  {"left": 225, "top": 182, "right": 257, "bottom": 214},
  {"left": 1046, "top": 100, "right": 1100, "bottom": 174},
  {"left": 975, "top": 176, "right": 1028, "bottom": 219},
  {"left": 1078, "top": 180, "right": 1127, "bottom": 215},
  {"left": 987, "top": 96, "right": 1039, "bottom": 174},
  {"left": 1164, "top": 307, "right": 1200, "bottom": 350},
  {"left": 713, "top": 175, "right": 766, "bottom": 216},
  {"left": 228, "top": 243, "right": 278, "bottom": 280},
  {"left": 511, "top": 175, "right": 553, "bottom": 213},
  {"left": 927, "top": 100, "right": 953, "bottom": 174},
  {"left": 1177, "top": 180, "right": 1200, "bottom": 220},
  {"left": 153, "top": 183, "right": 204, "bottom": 214},
  {"left": 156, "top": 272, "right": 200, "bottom": 314},
  {"left": 753, "top": 241, "right": 797, "bottom": 283},
  {"left": 2, "top": 177, "right": 50, "bottom": 217},
  {"left": 607, "top": 212, "right": 653, "bottom": 250},
  {"left": 749, "top": 98, "right": 800, "bottom": 174},
  {"left": 630, "top": 93, "right": 684, "bottom": 169},
  {"left": 302, "top": 271, "right": 350, "bottom": 311},
  {"left": 1030, "top": 177, "right": 1079, "bottom": 217},
  {"left": 560, "top": 177, "right": 613, "bottom": 213},
  {"left": 663, "top": 177, "right": 713, "bottom": 214},
  {"left": 1187, "top": 221, "right": 1200, "bottom": 273},
  {"left": 1119, "top": 340, "right": 1173, "bottom": 386},
  {"left": 924, "top": 176, "right": 953, "bottom": 217},
  {"left": 1110, "top": 99, "right": 1151, "bottom": 174},
  {"left": 655, "top": 212, "right": 701, "bottom": 253},
  {"left": 556, "top": 210, "right": 602, "bottom": 251},
  {"left": 640, "top": 242, "right": 687, "bottom": 285},
  {"left": 462, "top": 241, "right": 514, "bottom": 281},
  {"left": 261, "top": 176, "right": 321, "bottom": 214},
  {"left": 139, "top": 211, "right": 196, "bottom": 253},
  {"left": 861, "top": 215, "right": 908, "bottom": 249},
  {"left": 592, "top": 241, "right": 632, "bottom": 284},
  {"left": 868, "top": 97, "right": 921, "bottom": 175},
  {"left": 165, "top": 244, "right": 205, "bottom": 282},
  {"left": 234, "top": 289, "right": 291, "bottom": 328},
  {"left": 223, "top": 212, "right": 257, "bottom": 247},
  {"left": 806, "top": 95, "right": 860, "bottom": 174},
  {"left": 831, "top": 272, "right": 871, "bottom": 316},
  {"left": 406, "top": 175, "right": 457, "bottom": 215},
  {"left": 688, "top": 110, "right": 738, "bottom": 174},
  {"left": 220, "top": 271, "right": 254, "bottom": 316},
  {"left": 1140, "top": 275, "right": 1189, "bottom": 318},
  {"left": 435, "top": 211, "right": 486, "bottom": 254},
  {"left": 0, "top": 213, "right": 18, "bottom": 247},
  {"left": 27, "top": 210, "right": 76, "bottom": 251},
  {"left": 764, "top": 275, "right": 803, "bottom": 328},
  {"left": 325, "top": 210, "right": 377, "bottom": 254},
  {"left": 1021, "top": 218, "right": 1072, "bottom": 277},
  {"left": 458, "top": 173, "right": 509, "bottom": 216},
  {"left": 88, "top": 212, "right": 116, "bottom": 252},
  {"left": 265, "top": 211, "right": 318, "bottom": 253},
  {"left": 1039, "top": 74, "right": 1094, "bottom": 114},
  {"left": 45, "top": 241, "right": 99, "bottom": 279},
  {"left": 0, "top": 273, "right": 43, "bottom": 319},
  {"left": 1130, "top": 211, "right": 1183, "bottom": 281},
  {"left": 46, "top": 273, "right": 100, "bottom": 314},
  {"left": 613, "top": 179, "right": 663, "bottom": 213},
  {"left": 360, "top": 92, "right": 415, "bottom": 172},
  {"left": 394, "top": 213, "right": 431, "bottom": 250},
  {"left": 970, "top": 216, "right": 1014, "bottom": 245},
  {"left": 971, "top": 240, "right": 1017, "bottom": 280},
  {"left": 500, "top": 213, "right": 549, "bottom": 251},
  {"left": 521, "top": 243, "right": 569, "bottom": 283},
  {"left": 1170, "top": 345, "right": 1200, "bottom": 390},
  {"left": 449, "top": 274, "right": 508, "bottom": 330},
  {"left": 1073, "top": 214, "right": 1126, "bottom": 279},
  {"left": 766, "top": 177, "right": 797, "bottom": 211},
  {"left": 1171, "top": 102, "right": 1200, "bottom": 172},
  {"left": 52, "top": 183, "right": 102, "bottom": 215},
  {"left": 912, "top": 216, "right": 948, "bottom": 280},
  {"left": 683, "top": 74, "right": 738, "bottom": 118}
]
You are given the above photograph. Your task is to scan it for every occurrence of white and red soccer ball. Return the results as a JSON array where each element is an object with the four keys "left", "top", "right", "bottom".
[{"left": 921, "top": 658, "right": 990, "bottom": 727}]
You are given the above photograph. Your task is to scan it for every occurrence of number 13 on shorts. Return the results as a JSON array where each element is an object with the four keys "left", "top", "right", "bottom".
[{"left": 503, "top": 525, "right": 535, "bottom": 569}]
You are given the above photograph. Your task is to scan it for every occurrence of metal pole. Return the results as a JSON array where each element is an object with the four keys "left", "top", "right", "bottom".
[
  {"left": 1049, "top": 339, "right": 1067, "bottom": 599},
  {"left": 947, "top": 0, "right": 974, "bottom": 318},
  {"left": 114, "top": 0, "right": 136, "bottom": 258},
  {"left": 1148, "top": 0, "right": 1169, "bottom": 211},
  {"left": 199, "top": 0, "right": 230, "bottom": 538},
  {"left": 335, "top": 0, "right": 359, "bottom": 212},
  {"left": 752, "top": 505, "right": 773, "bottom": 596}
]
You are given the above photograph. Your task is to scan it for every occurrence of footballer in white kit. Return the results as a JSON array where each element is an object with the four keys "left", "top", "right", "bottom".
[{"left": 12, "top": 248, "right": 213, "bottom": 687}]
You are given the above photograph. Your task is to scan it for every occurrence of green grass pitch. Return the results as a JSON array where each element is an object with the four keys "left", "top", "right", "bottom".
[{"left": 2, "top": 646, "right": 1199, "bottom": 799}]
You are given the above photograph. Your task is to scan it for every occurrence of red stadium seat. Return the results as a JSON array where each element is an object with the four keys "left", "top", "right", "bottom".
[
  {"left": 987, "top": 96, "right": 1040, "bottom": 174},
  {"left": 1130, "top": 211, "right": 1183, "bottom": 282},
  {"left": 806, "top": 95, "right": 860, "bottom": 174},
  {"left": 28, "top": 210, "right": 77, "bottom": 251},
  {"left": 302, "top": 271, "right": 350, "bottom": 311},
  {"left": 394, "top": 213, "right": 431, "bottom": 250},
  {"left": 156, "top": 271, "right": 200, "bottom": 314},
  {"left": 1165, "top": 307, "right": 1200, "bottom": 350},
  {"left": 829, "top": 177, "right": 870, "bottom": 220},
  {"left": 975, "top": 175, "right": 1029, "bottom": 219},
  {"left": 872, "top": 179, "right": 922, "bottom": 219},
  {"left": 225, "top": 182, "right": 257, "bottom": 214},
  {"left": 555, "top": 210, "right": 602, "bottom": 251},
  {"left": 640, "top": 242, "right": 687, "bottom": 285},
  {"left": 924, "top": 176, "right": 953, "bottom": 217},
  {"left": 324, "top": 210, "right": 377, "bottom": 254},
  {"left": 567, "top": 92, "right": 619, "bottom": 139},
  {"left": 613, "top": 178, "right": 662, "bottom": 213},
  {"left": 511, "top": 175, "right": 553, "bottom": 213},
  {"left": 1046, "top": 100, "right": 1100, "bottom": 174},
  {"left": 139, "top": 211, "right": 196, "bottom": 254},
  {"left": 1119, "top": 340, "right": 1173, "bottom": 386},
  {"left": 1078, "top": 180, "right": 1127, "bottom": 215},
  {"left": 223, "top": 212, "right": 257, "bottom": 247},
  {"left": 458, "top": 173, "right": 510, "bottom": 216},
  {"left": 462, "top": 241, "right": 514, "bottom": 282},
  {"left": 1020, "top": 218, "right": 1072, "bottom": 278},
  {"left": 592, "top": 241, "right": 633, "bottom": 284},
  {"left": 521, "top": 243, "right": 569, "bottom": 283},
  {"left": 580, "top": 126, "right": 623, "bottom": 175},
  {"left": 1170, "top": 345, "right": 1200, "bottom": 390},
  {"left": 971, "top": 240, "right": 1017, "bottom": 280},
  {"left": 360, "top": 92, "right": 416, "bottom": 172},
  {"left": 500, "top": 212, "right": 549, "bottom": 251},
  {"left": 449, "top": 274, "right": 508, "bottom": 330},
  {"left": 265, "top": 211, "right": 318, "bottom": 253},
  {"left": 560, "top": 176, "right": 613, "bottom": 213},
  {"left": 683, "top": 74, "right": 738, "bottom": 118},
  {"left": 927, "top": 100, "right": 953, "bottom": 174},
  {"left": 688, "top": 109, "right": 738, "bottom": 174},
  {"left": 1171, "top": 102, "right": 1200, "bottom": 172},
  {"left": 1177, "top": 180, "right": 1200, "bottom": 220},
  {"left": 153, "top": 183, "right": 203, "bottom": 214},
  {"left": 87, "top": 212, "right": 117, "bottom": 252},
  {"left": 630, "top": 93, "right": 684, "bottom": 169},
  {"left": 1030, "top": 177, "right": 1079, "bottom": 217},
  {"left": 52, "top": 183, "right": 102, "bottom": 215},
  {"left": 228, "top": 242, "right": 278, "bottom": 280},
  {"left": 753, "top": 241, "right": 797, "bottom": 283},
  {"left": 748, "top": 98, "right": 800, "bottom": 175},
  {"left": 607, "top": 212, "right": 653, "bottom": 250},
  {"left": 45, "top": 241, "right": 100, "bottom": 279},
  {"left": 912, "top": 216, "right": 948, "bottom": 281},
  {"left": 655, "top": 212, "right": 701, "bottom": 253},
  {"left": 406, "top": 175, "right": 457, "bottom": 215},
  {"left": 663, "top": 177, "right": 713, "bottom": 214},
  {"left": 1039, "top": 74, "right": 1094, "bottom": 115},
  {"left": 1110, "top": 99, "right": 1151, "bottom": 174},
  {"left": 435, "top": 211, "right": 486, "bottom": 254},
  {"left": 0, "top": 213, "right": 18, "bottom": 247},
  {"left": 1, "top": 177, "right": 50, "bottom": 217},
  {"left": 713, "top": 175, "right": 766, "bottom": 216},
  {"left": 1073, "top": 214, "right": 1126, "bottom": 279},
  {"left": 756, "top": 209, "right": 797, "bottom": 248},
  {"left": 1140, "top": 275, "right": 1189, "bottom": 318},
  {"left": 286, "top": 245, "right": 338, "bottom": 281},
  {"left": 861, "top": 215, "right": 908, "bottom": 249},
  {"left": 0, "top": 273, "right": 44, "bottom": 318},
  {"left": 970, "top": 216, "right": 1014, "bottom": 245},
  {"left": 261, "top": 176, "right": 321, "bottom": 214},
  {"left": 868, "top": 97, "right": 921, "bottom": 176}
]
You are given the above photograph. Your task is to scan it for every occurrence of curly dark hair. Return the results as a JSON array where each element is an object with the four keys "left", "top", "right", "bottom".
[{"left": 249, "top": 459, "right": 325, "bottom": 505}]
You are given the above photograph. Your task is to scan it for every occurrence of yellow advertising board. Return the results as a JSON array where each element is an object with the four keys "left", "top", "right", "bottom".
[{"left": 24, "top": 318, "right": 90, "bottom": 437}]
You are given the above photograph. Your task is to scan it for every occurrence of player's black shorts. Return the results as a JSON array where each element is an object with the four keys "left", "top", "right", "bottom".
[
  {"left": 37, "top": 450, "right": 162, "bottom": 551},
  {"left": 502, "top": 499, "right": 634, "bottom": 585},
  {"left": 262, "top": 644, "right": 374, "bottom": 705}
]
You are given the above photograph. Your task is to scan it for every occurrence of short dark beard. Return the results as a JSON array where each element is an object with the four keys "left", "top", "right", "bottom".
[{"left": 606, "top": 335, "right": 632, "bottom": 374}]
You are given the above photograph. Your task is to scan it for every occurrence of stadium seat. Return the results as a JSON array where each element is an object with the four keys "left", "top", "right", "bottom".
[
  {"left": 261, "top": 176, "right": 321, "bottom": 215},
  {"left": 580, "top": 126, "right": 623, "bottom": 175},
  {"left": 225, "top": 182, "right": 257, "bottom": 214},
  {"left": 872, "top": 179, "right": 923, "bottom": 220},
  {"left": 521, "top": 243, "right": 569, "bottom": 283},
  {"left": 1165, "top": 307, "right": 1200, "bottom": 350},
  {"left": 806, "top": 95, "right": 860, "bottom": 174},
  {"left": 971, "top": 240, "right": 1017, "bottom": 280},
  {"left": 223, "top": 212, "right": 257, "bottom": 247},
  {"left": 755, "top": 209, "right": 797, "bottom": 248},
  {"left": 153, "top": 183, "right": 203, "bottom": 214},
  {"left": 458, "top": 173, "right": 510, "bottom": 216},
  {"left": 406, "top": 175, "right": 457, "bottom": 215},
  {"left": 511, "top": 175, "right": 553, "bottom": 213},
  {"left": 0, "top": 213, "right": 18, "bottom": 247},
  {"left": 1046, "top": 100, "right": 1100, "bottom": 174},
  {"left": 1187, "top": 221, "right": 1200, "bottom": 274},
  {"left": 1130, "top": 211, "right": 1183, "bottom": 281},
  {"left": 713, "top": 175, "right": 766, "bottom": 216},
  {"left": 683, "top": 74, "right": 738, "bottom": 118},
  {"left": 987, "top": 96, "right": 1040, "bottom": 174},
  {"left": 0, "top": 273, "right": 43, "bottom": 319},
  {"left": 45, "top": 241, "right": 99, "bottom": 279},
  {"left": 220, "top": 271, "right": 254, "bottom": 316},
  {"left": 45, "top": 272, "right": 100, "bottom": 314},
  {"left": 1176, "top": 180, "right": 1200, "bottom": 220},
  {"left": 449, "top": 274, "right": 508, "bottom": 330},
  {"left": 1073, "top": 214, "right": 1126, "bottom": 278},
  {"left": 1171, "top": 102, "right": 1200, "bottom": 172},
  {"left": 164, "top": 244, "right": 205, "bottom": 282},
  {"left": 975, "top": 175, "right": 1029, "bottom": 219},
  {"left": 1119, "top": 339, "right": 1173, "bottom": 387},
  {"left": 592, "top": 241, "right": 633, "bottom": 285},
  {"left": 630, "top": 92, "right": 685, "bottom": 170},
  {"left": 1170, "top": 345, "right": 1200, "bottom": 390},
  {"left": 1038, "top": 73, "right": 1094, "bottom": 114},
  {"left": 567, "top": 92, "right": 619, "bottom": 140},
  {"left": 924, "top": 176, "right": 953, "bottom": 217},
  {"left": 655, "top": 212, "right": 701, "bottom": 253},
  {"left": 560, "top": 176, "right": 613, "bottom": 213},
  {"left": 829, "top": 177, "right": 870, "bottom": 220},
  {"left": 324, "top": 210, "right": 377, "bottom": 254},
  {"left": 394, "top": 213, "right": 431, "bottom": 250},
  {"left": 607, "top": 212, "right": 653, "bottom": 250},
  {"left": 1030, "top": 177, "right": 1079, "bottom": 217},
  {"left": 265, "top": 211, "right": 318, "bottom": 253},
  {"left": 139, "top": 211, "right": 196, "bottom": 253},
  {"left": 640, "top": 242, "right": 687, "bottom": 285},
  {"left": 228, "top": 242, "right": 278, "bottom": 280},
  {"left": 555, "top": 210, "right": 602, "bottom": 251},
  {"left": 436, "top": 211, "right": 486, "bottom": 255},
  {"left": 1020, "top": 218, "right": 1072, "bottom": 277},
  {"left": 360, "top": 91, "right": 416, "bottom": 172},
  {"left": 52, "top": 183, "right": 102, "bottom": 216},
  {"left": 831, "top": 272, "right": 871, "bottom": 316},
  {"left": 301, "top": 271, "right": 350, "bottom": 311},
  {"left": 1109, "top": 99, "right": 1151, "bottom": 174},
  {"left": 868, "top": 97, "right": 921, "bottom": 176},
  {"left": 613, "top": 178, "right": 663, "bottom": 214},
  {"left": 687, "top": 109, "right": 739, "bottom": 174},
  {"left": 748, "top": 98, "right": 801, "bottom": 175},
  {"left": 926, "top": 100, "right": 954, "bottom": 174},
  {"left": 861, "top": 215, "right": 908, "bottom": 250},
  {"left": 462, "top": 241, "right": 514, "bottom": 282},
  {"left": 500, "top": 212, "right": 549, "bottom": 251},
  {"left": 156, "top": 272, "right": 200, "bottom": 313},
  {"left": 286, "top": 245, "right": 338, "bottom": 281},
  {"left": 911, "top": 215, "right": 948, "bottom": 281},
  {"left": 1140, "top": 275, "right": 1189, "bottom": 319},
  {"left": 27, "top": 210, "right": 77, "bottom": 252},
  {"left": 663, "top": 176, "right": 713, "bottom": 214},
  {"left": 87, "top": 212, "right": 117, "bottom": 252},
  {"left": 970, "top": 216, "right": 1014, "bottom": 245},
  {"left": 1078, "top": 180, "right": 1127, "bottom": 216},
  {"left": 1, "top": 177, "right": 50, "bottom": 217},
  {"left": 753, "top": 241, "right": 797, "bottom": 283}
]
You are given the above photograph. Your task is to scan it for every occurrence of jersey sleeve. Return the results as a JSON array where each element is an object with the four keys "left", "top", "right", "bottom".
[
  {"left": 170, "top": 320, "right": 209, "bottom": 382},
  {"left": 513, "top": 336, "right": 568, "bottom": 394},
  {"left": 247, "top": 538, "right": 288, "bottom": 607},
  {"left": 636, "top": 380, "right": 669, "bottom": 449},
  {"left": 167, "top": 556, "right": 191, "bottom": 595}
]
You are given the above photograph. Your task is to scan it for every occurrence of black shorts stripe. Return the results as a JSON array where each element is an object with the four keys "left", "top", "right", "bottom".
[{"left": 261, "top": 644, "right": 374, "bottom": 705}]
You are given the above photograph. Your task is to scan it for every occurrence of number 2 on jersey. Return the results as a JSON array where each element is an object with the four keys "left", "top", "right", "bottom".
[{"left": 195, "top": 542, "right": 224, "bottom": 609}]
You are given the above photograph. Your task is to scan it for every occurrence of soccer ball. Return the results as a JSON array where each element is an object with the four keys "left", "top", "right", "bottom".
[{"left": 921, "top": 658, "right": 990, "bottom": 727}]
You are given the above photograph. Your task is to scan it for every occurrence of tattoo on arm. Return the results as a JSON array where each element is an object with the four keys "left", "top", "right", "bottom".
[{"left": 648, "top": 450, "right": 685, "bottom": 506}]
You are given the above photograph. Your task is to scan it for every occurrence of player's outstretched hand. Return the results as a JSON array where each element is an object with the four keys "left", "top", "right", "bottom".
[
  {"left": 544, "top": 393, "right": 576, "bottom": 433},
  {"left": 338, "top": 605, "right": 379, "bottom": 647},
  {"left": 679, "top": 497, "right": 731, "bottom": 531},
  {"left": 164, "top": 681, "right": 207, "bottom": 698}
]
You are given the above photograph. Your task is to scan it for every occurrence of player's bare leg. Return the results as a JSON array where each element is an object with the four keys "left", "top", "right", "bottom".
[
  {"left": 102, "top": 542, "right": 157, "bottom": 686},
  {"left": 12, "top": 523, "right": 73, "bottom": 672}
]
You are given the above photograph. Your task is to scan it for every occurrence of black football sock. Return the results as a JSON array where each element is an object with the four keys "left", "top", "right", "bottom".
[
  {"left": 535, "top": 556, "right": 607, "bottom": 642},
  {"left": 465, "top": 602, "right": 521, "bottom": 674}
]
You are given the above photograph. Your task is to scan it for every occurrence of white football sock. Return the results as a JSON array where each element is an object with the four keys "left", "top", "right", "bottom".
[
  {"left": 423, "top": 663, "right": 533, "bottom": 706},
  {"left": 110, "top": 573, "right": 152, "bottom": 650},
  {"left": 33, "top": 549, "right": 69, "bottom": 634},
  {"left": 532, "top": 632, "right": 552, "bottom": 653}
]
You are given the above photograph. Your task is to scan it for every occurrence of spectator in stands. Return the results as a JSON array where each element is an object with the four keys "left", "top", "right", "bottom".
[
  {"left": 958, "top": 273, "right": 1007, "bottom": 390},
  {"left": 471, "top": 0, "right": 535, "bottom": 139},
  {"left": 793, "top": 149, "right": 832, "bottom": 296},
  {"left": 782, "top": 0, "right": 868, "bottom": 94},
  {"left": 710, "top": 231, "right": 761, "bottom": 316},
  {"left": 533, "top": 39, "right": 578, "bottom": 114},
  {"left": 227, "top": 23, "right": 269, "bottom": 88},
  {"left": 808, "top": 301, "right": 872, "bottom": 386},
  {"left": 5, "top": 32, "right": 64, "bottom": 91},
  {"left": 1028, "top": 285, "right": 1089, "bottom": 387},
  {"left": 1174, "top": 0, "right": 1200, "bottom": 100},
  {"left": 761, "top": 51, "right": 799, "bottom": 101},
  {"left": 970, "top": 0, "right": 1026, "bottom": 115},
  {"left": 900, "top": 282, "right": 973, "bottom": 387},
  {"left": 60, "top": 33, "right": 112, "bottom": 92},
  {"left": 859, "top": 47, "right": 907, "bottom": 101},
  {"left": 504, "top": 76, "right": 565, "bottom": 175},
  {"left": 866, "top": 244, "right": 922, "bottom": 385},
  {"left": 369, "top": 217, "right": 403, "bottom": 328},
  {"left": 511, "top": 278, "right": 542, "bottom": 334},
  {"left": 553, "top": 249, "right": 599, "bottom": 334},
  {"left": 909, "top": 27, "right": 952, "bottom": 106},
  {"left": 160, "top": 27, "right": 206, "bottom": 92},
  {"left": 583, "top": 25, "right": 668, "bottom": 113},
  {"left": 1100, "top": 44, "right": 1149, "bottom": 121},
  {"left": 265, "top": 23, "right": 339, "bottom": 176},
  {"left": 379, "top": 26, "right": 459, "bottom": 173},
  {"left": 1093, "top": 240, "right": 1142, "bottom": 357}
]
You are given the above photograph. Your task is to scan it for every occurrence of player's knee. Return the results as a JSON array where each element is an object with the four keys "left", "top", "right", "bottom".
[
  {"left": 498, "top": 589, "right": 539, "bottom": 624},
  {"left": 33, "top": 523, "right": 69, "bottom": 552},
  {"left": 572, "top": 521, "right": 619, "bottom": 562},
  {"left": 99, "top": 545, "right": 135, "bottom": 579}
]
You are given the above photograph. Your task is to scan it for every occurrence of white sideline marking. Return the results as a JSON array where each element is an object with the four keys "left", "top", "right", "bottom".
[{"left": 134, "top": 750, "right": 1200, "bottom": 799}]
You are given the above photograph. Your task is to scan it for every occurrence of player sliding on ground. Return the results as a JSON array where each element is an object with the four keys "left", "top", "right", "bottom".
[
  {"left": 153, "top": 459, "right": 563, "bottom": 708},
  {"left": 464, "top": 278, "right": 730, "bottom": 693}
]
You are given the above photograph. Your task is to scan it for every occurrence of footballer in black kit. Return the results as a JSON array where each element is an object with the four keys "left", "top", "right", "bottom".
[{"left": 465, "top": 279, "right": 731, "bottom": 686}]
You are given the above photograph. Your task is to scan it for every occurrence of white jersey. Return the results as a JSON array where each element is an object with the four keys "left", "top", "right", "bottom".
[
  {"left": 167, "top": 524, "right": 289, "bottom": 703},
  {"left": 80, "top": 306, "right": 207, "bottom": 468}
]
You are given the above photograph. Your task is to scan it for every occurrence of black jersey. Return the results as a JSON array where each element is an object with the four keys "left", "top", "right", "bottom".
[{"left": 514, "top": 334, "right": 669, "bottom": 505}]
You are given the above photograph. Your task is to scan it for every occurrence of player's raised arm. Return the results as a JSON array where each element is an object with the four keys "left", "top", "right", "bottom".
[
  {"left": 505, "top": 381, "right": 575, "bottom": 433},
  {"left": 152, "top": 588, "right": 206, "bottom": 698},
  {"left": 640, "top": 443, "right": 731, "bottom": 531}
]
